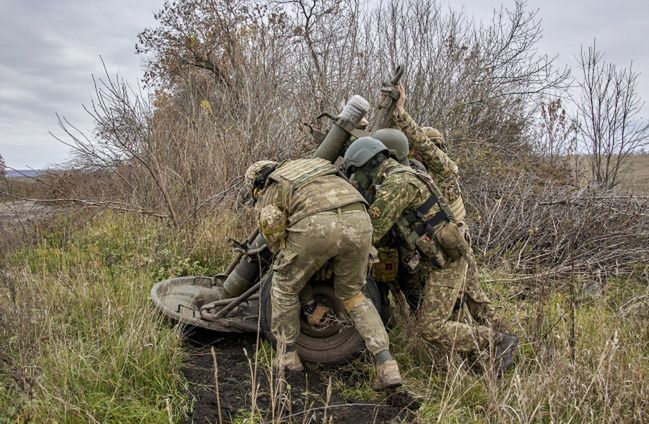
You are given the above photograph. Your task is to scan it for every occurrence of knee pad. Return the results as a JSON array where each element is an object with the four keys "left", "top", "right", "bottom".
[{"left": 342, "top": 291, "right": 368, "bottom": 313}]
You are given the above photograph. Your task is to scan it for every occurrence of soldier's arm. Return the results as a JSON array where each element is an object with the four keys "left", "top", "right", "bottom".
[
  {"left": 369, "top": 175, "right": 421, "bottom": 244},
  {"left": 393, "top": 108, "right": 459, "bottom": 180},
  {"left": 255, "top": 183, "right": 283, "bottom": 217}
]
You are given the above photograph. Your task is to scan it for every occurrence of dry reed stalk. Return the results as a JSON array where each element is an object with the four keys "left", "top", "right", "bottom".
[{"left": 210, "top": 346, "right": 223, "bottom": 424}]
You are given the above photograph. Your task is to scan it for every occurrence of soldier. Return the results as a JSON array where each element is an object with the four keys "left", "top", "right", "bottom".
[
  {"left": 342, "top": 138, "right": 518, "bottom": 374},
  {"left": 244, "top": 158, "right": 402, "bottom": 390},
  {"left": 368, "top": 128, "right": 424, "bottom": 312},
  {"left": 392, "top": 82, "right": 497, "bottom": 327}
]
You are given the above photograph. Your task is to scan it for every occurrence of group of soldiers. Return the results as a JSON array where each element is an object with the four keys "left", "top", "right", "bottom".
[{"left": 243, "top": 83, "right": 518, "bottom": 390}]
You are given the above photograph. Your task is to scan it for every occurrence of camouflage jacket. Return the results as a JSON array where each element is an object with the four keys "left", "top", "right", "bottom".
[
  {"left": 365, "top": 158, "right": 441, "bottom": 244},
  {"left": 394, "top": 109, "right": 463, "bottom": 206}
]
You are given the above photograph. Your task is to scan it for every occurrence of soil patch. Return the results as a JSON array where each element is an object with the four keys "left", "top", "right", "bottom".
[{"left": 181, "top": 329, "right": 416, "bottom": 423}]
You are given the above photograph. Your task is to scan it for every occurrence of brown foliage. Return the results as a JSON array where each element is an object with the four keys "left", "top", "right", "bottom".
[{"left": 47, "top": 0, "right": 570, "bottom": 232}]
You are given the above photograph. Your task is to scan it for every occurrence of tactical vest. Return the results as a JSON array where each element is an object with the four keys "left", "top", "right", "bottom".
[
  {"left": 381, "top": 164, "right": 469, "bottom": 265},
  {"left": 373, "top": 162, "right": 442, "bottom": 245},
  {"left": 269, "top": 158, "right": 366, "bottom": 225}
]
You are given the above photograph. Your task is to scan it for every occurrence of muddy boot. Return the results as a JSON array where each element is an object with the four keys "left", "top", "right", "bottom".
[
  {"left": 302, "top": 302, "right": 335, "bottom": 327},
  {"left": 275, "top": 350, "right": 304, "bottom": 373},
  {"left": 373, "top": 360, "right": 402, "bottom": 391},
  {"left": 493, "top": 331, "right": 518, "bottom": 376}
]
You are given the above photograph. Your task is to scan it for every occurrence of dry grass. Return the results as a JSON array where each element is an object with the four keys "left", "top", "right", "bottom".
[{"left": 568, "top": 154, "right": 649, "bottom": 194}]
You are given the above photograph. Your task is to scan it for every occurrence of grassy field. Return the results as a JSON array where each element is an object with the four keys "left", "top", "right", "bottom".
[
  {"left": 572, "top": 153, "right": 649, "bottom": 194},
  {"left": 1, "top": 155, "right": 648, "bottom": 422},
  {"left": 0, "top": 212, "right": 236, "bottom": 422}
]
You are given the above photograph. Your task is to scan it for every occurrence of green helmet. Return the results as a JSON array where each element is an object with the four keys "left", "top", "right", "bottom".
[
  {"left": 342, "top": 137, "right": 389, "bottom": 172},
  {"left": 244, "top": 160, "right": 279, "bottom": 198},
  {"left": 372, "top": 128, "right": 409, "bottom": 164}
]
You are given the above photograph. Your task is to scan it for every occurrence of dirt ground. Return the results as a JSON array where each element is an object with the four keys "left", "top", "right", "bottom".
[{"left": 181, "top": 329, "right": 417, "bottom": 424}]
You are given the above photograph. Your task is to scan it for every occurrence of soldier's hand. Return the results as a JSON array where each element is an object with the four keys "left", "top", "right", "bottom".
[{"left": 396, "top": 82, "right": 406, "bottom": 112}]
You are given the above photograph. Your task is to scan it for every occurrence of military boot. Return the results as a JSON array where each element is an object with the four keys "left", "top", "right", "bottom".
[
  {"left": 275, "top": 350, "right": 304, "bottom": 373},
  {"left": 493, "top": 331, "right": 518, "bottom": 376},
  {"left": 373, "top": 360, "right": 402, "bottom": 390}
]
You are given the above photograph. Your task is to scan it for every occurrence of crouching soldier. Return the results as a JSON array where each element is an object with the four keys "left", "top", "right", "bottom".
[
  {"left": 342, "top": 138, "right": 518, "bottom": 375},
  {"left": 393, "top": 82, "right": 497, "bottom": 327},
  {"left": 244, "top": 158, "right": 402, "bottom": 390}
]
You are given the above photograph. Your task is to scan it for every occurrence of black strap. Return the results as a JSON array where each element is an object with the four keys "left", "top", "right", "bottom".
[
  {"left": 409, "top": 210, "right": 448, "bottom": 237},
  {"left": 453, "top": 294, "right": 468, "bottom": 311},
  {"left": 404, "top": 193, "right": 439, "bottom": 225}
]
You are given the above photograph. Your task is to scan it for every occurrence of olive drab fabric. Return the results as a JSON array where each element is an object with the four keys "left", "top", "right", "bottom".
[
  {"left": 253, "top": 159, "right": 389, "bottom": 357},
  {"left": 261, "top": 158, "right": 366, "bottom": 226}
]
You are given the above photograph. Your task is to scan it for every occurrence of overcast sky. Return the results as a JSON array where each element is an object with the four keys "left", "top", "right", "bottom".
[{"left": 1, "top": 0, "right": 647, "bottom": 169}]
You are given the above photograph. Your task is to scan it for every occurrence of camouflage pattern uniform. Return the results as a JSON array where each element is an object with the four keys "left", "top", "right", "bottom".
[
  {"left": 394, "top": 109, "right": 496, "bottom": 325},
  {"left": 255, "top": 158, "right": 390, "bottom": 355},
  {"left": 367, "top": 157, "right": 493, "bottom": 353}
]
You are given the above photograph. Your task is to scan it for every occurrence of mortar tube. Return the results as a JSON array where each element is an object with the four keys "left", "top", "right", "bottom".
[
  {"left": 221, "top": 232, "right": 269, "bottom": 297},
  {"left": 314, "top": 95, "right": 370, "bottom": 163}
]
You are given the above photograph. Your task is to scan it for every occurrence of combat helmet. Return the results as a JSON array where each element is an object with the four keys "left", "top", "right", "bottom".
[
  {"left": 244, "top": 160, "right": 279, "bottom": 199},
  {"left": 372, "top": 128, "right": 409, "bottom": 164},
  {"left": 342, "top": 137, "right": 389, "bottom": 173},
  {"left": 422, "top": 127, "right": 446, "bottom": 150}
]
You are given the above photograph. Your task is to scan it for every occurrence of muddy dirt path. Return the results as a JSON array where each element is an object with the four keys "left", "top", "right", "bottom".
[{"left": 182, "top": 330, "right": 416, "bottom": 424}]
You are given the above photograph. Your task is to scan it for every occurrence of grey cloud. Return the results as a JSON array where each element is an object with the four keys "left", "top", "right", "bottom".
[
  {"left": 0, "top": 0, "right": 159, "bottom": 168},
  {"left": 1, "top": 0, "right": 648, "bottom": 167}
]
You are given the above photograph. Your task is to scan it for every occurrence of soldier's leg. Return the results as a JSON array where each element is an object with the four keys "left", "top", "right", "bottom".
[
  {"left": 419, "top": 258, "right": 493, "bottom": 353},
  {"left": 332, "top": 209, "right": 401, "bottom": 389},
  {"left": 464, "top": 247, "right": 497, "bottom": 325},
  {"left": 271, "top": 216, "right": 333, "bottom": 347},
  {"left": 331, "top": 211, "right": 390, "bottom": 355}
]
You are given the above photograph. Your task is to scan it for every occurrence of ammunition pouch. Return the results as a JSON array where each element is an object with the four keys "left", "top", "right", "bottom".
[
  {"left": 258, "top": 205, "right": 288, "bottom": 249},
  {"left": 415, "top": 233, "right": 448, "bottom": 268},
  {"left": 435, "top": 221, "right": 469, "bottom": 262},
  {"left": 371, "top": 247, "right": 399, "bottom": 283},
  {"left": 388, "top": 168, "right": 470, "bottom": 267}
]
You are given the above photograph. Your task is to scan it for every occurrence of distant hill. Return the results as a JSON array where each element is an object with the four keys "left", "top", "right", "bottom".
[{"left": 5, "top": 169, "right": 43, "bottom": 178}]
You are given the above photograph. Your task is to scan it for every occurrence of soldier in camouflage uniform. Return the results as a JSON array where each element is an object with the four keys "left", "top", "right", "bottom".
[
  {"left": 393, "top": 82, "right": 497, "bottom": 327},
  {"left": 343, "top": 138, "right": 517, "bottom": 373},
  {"left": 245, "top": 159, "right": 402, "bottom": 389},
  {"left": 369, "top": 128, "right": 424, "bottom": 312}
]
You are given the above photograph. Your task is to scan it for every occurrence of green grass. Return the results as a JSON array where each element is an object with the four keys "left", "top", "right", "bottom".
[
  {"left": 384, "top": 272, "right": 649, "bottom": 423},
  {"left": 2, "top": 210, "right": 648, "bottom": 423},
  {"left": 0, "top": 212, "right": 232, "bottom": 423}
]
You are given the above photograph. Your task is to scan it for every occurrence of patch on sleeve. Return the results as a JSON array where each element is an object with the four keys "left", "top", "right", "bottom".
[{"left": 369, "top": 206, "right": 382, "bottom": 219}]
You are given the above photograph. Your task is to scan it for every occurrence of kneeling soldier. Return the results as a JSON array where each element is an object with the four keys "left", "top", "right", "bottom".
[
  {"left": 342, "top": 138, "right": 518, "bottom": 375},
  {"left": 244, "top": 158, "right": 402, "bottom": 390}
]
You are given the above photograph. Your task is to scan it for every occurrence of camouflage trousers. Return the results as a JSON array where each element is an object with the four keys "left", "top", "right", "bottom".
[
  {"left": 270, "top": 206, "right": 390, "bottom": 355},
  {"left": 418, "top": 256, "right": 494, "bottom": 353},
  {"left": 464, "top": 245, "right": 496, "bottom": 325}
]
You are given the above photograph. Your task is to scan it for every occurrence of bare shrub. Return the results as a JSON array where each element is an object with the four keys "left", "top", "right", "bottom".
[
  {"left": 47, "top": 0, "right": 568, "bottom": 234},
  {"left": 469, "top": 172, "right": 649, "bottom": 284},
  {"left": 576, "top": 40, "right": 649, "bottom": 189}
]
